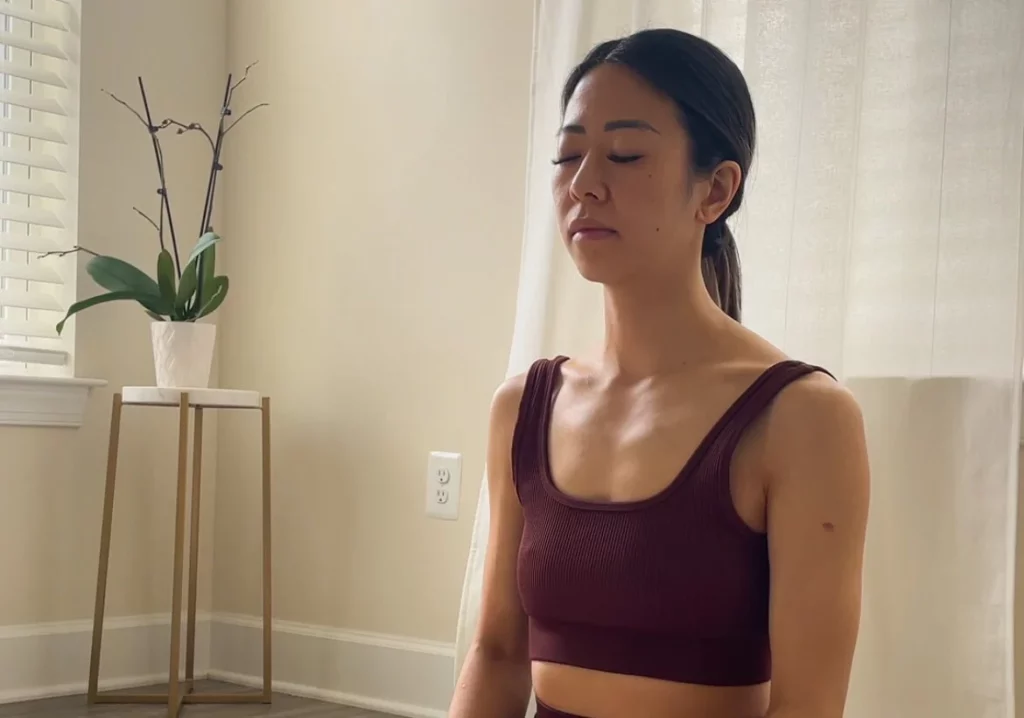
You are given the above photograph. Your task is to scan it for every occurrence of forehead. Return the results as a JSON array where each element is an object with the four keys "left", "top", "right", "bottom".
[{"left": 563, "top": 63, "right": 680, "bottom": 130}]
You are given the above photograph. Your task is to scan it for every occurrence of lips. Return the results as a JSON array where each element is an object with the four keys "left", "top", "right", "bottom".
[{"left": 568, "top": 218, "right": 618, "bottom": 241}]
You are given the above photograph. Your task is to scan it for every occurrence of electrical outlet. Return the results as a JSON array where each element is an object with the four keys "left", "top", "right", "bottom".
[{"left": 426, "top": 451, "right": 461, "bottom": 520}]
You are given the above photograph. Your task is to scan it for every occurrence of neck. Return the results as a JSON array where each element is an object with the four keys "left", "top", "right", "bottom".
[{"left": 602, "top": 273, "right": 725, "bottom": 379}]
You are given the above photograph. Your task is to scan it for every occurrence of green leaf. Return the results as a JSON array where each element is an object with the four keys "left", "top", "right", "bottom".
[
  {"left": 175, "top": 259, "right": 198, "bottom": 317},
  {"left": 137, "top": 294, "right": 172, "bottom": 316},
  {"left": 87, "top": 255, "right": 161, "bottom": 297},
  {"left": 195, "top": 275, "right": 229, "bottom": 319},
  {"left": 186, "top": 231, "right": 221, "bottom": 267},
  {"left": 86, "top": 255, "right": 172, "bottom": 315},
  {"left": 157, "top": 249, "right": 177, "bottom": 305},
  {"left": 196, "top": 243, "right": 216, "bottom": 308},
  {"left": 186, "top": 234, "right": 221, "bottom": 316},
  {"left": 56, "top": 290, "right": 155, "bottom": 335}
]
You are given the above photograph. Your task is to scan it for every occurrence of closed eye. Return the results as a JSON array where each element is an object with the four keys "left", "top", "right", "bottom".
[{"left": 550, "top": 153, "right": 644, "bottom": 165}]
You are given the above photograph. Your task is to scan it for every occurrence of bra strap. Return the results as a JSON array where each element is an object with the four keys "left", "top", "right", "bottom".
[
  {"left": 720, "top": 360, "right": 831, "bottom": 442},
  {"left": 511, "top": 356, "right": 569, "bottom": 494},
  {"left": 699, "top": 360, "right": 834, "bottom": 486}
]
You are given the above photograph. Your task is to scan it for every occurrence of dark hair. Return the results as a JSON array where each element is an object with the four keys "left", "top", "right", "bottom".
[{"left": 561, "top": 28, "right": 755, "bottom": 321}]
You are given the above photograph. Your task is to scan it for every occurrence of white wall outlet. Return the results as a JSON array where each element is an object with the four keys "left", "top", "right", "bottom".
[{"left": 426, "top": 451, "right": 462, "bottom": 520}]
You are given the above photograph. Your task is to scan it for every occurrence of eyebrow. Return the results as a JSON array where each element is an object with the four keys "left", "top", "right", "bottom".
[{"left": 558, "top": 119, "right": 660, "bottom": 135}]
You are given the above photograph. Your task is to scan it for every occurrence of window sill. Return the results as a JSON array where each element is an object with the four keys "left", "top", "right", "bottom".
[{"left": 0, "top": 375, "right": 107, "bottom": 428}]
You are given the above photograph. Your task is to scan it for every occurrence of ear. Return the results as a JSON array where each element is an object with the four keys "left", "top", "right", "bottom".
[{"left": 695, "top": 160, "right": 742, "bottom": 225}]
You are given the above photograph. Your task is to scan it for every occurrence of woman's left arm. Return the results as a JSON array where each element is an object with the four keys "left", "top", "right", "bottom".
[{"left": 763, "top": 376, "right": 871, "bottom": 718}]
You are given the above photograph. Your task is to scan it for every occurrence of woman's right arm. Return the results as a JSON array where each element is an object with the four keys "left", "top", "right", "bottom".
[{"left": 449, "top": 374, "right": 532, "bottom": 718}]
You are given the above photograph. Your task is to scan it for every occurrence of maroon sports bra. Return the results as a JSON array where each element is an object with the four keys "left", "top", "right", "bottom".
[{"left": 513, "top": 356, "right": 829, "bottom": 687}]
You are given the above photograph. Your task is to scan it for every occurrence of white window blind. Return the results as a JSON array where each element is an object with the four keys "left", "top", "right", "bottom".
[{"left": 0, "top": 0, "right": 79, "bottom": 376}]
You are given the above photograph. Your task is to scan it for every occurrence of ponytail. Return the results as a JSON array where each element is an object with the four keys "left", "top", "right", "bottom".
[{"left": 701, "top": 221, "right": 741, "bottom": 321}]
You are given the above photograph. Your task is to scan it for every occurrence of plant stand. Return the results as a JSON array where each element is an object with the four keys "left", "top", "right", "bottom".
[{"left": 87, "top": 387, "right": 272, "bottom": 718}]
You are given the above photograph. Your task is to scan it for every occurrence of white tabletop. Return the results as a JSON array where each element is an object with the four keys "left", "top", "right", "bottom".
[{"left": 121, "top": 386, "right": 262, "bottom": 409}]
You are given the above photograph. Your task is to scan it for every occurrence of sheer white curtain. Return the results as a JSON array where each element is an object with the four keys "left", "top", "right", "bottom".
[{"left": 456, "top": 1, "right": 1024, "bottom": 716}]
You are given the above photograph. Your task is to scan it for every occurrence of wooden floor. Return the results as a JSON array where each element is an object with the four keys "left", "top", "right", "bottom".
[{"left": 0, "top": 682, "right": 401, "bottom": 718}]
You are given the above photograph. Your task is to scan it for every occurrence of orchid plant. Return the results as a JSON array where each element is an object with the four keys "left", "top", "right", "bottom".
[{"left": 53, "top": 63, "right": 266, "bottom": 335}]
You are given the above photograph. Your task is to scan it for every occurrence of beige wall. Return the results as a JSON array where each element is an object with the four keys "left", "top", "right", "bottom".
[
  {"left": 0, "top": 0, "right": 227, "bottom": 626},
  {"left": 214, "top": 0, "right": 532, "bottom": 641},
  {"left": 1018, "top": 448, "right": 1024, "bottom": 710}
]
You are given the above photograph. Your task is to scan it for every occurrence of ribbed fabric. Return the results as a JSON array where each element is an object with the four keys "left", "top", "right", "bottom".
[{"left": 514, "top": 356, "right": 829, "bottom": 687}]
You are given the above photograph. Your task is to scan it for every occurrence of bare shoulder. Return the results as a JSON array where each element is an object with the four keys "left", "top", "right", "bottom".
[
  {"left": 488, "top": 360, "right": 553, "bottom": 452},
  {"left": 489, "top": 370, "right": 529, "bottom": 432},
  {"left": 770, "top": 370, "right": 864, "bottom": 443},
  {"left": 490, "top": 356, "right": 568, "bottom": 426},
  {"left": 764, "top": 368, "right": 870, "bottom": 499}
]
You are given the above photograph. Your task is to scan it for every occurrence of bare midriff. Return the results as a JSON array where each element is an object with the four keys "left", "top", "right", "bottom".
[{"left": 533, "top": 661, "right": 770, "bottom": 718}]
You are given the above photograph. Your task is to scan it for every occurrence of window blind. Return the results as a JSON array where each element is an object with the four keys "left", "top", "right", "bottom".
[{"left": 0, "top": 0, "right": 79, "bottom": 375}]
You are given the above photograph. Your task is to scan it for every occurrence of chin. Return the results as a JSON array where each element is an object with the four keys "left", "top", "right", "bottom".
[
  {"left": 571, "top": 256, "right": 632, "bottom": 286},
  {"left": 565, "top": 236, "right": 640, "bottom": 286}
]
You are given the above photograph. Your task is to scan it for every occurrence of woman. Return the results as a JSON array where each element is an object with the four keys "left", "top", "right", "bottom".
[{"left": 450, "top": 28, "right": 870, "bottom": 718}]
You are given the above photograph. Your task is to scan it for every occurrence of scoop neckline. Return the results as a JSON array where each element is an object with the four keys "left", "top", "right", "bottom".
[{"left": 536, "top": 356, "right": 798, "bottom": 512}]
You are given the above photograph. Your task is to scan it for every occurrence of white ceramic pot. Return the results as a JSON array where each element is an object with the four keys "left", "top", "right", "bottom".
[{"left": 150, "top": 321, "right": 216, "bottom": 388}]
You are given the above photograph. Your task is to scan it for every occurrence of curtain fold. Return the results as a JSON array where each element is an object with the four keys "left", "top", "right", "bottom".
[{"left": 456, "top": 2, "right": 1024, "bottom": 715}]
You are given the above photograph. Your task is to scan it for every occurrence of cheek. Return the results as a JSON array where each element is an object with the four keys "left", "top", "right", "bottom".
[
  {"left": 551, "top": 171, "right": 574, "bottom": 219},
  {"left": 613, "top": 170, "right": 680, "bottom": 222}
]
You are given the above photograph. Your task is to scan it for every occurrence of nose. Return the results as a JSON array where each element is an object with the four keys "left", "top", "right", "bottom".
[{"left": 568, "top": 153, "right": 608, "bottom": 203}]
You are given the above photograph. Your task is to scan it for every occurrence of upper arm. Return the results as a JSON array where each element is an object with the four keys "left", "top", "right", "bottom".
[
  {"left": 764, "top": 375, "right": 870, "bottom": 718},
  {"left": 472, "top": 372, "right": 530, "bottom": 662}
]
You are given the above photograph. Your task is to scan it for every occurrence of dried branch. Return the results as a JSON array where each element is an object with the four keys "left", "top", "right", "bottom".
[
  {"left": 39, "top": 245, "right": 102, "bottom": 260},
  {"left": 225, "top": 103, "right": 269, "bottom": 134},
  {"left": 132, "top": 206, "right": 160, "bottom": 232},
  {"left": 138, "top": 76, "right": 182, "bottom": 277},
  {"left": 101, "top": 88, "right": 147, "bottom": 127},
  {"left": 191, "top": 73, "right": 236, "bottom": 311},
  {"left": 199, "top": 74, "right": 233, "bottom": 237},
  {"left": 157, "top": 118, "right": 215, "bottom": 151},
  {"left": 227, "top": 60, "right": 258, "bottom": 105}
]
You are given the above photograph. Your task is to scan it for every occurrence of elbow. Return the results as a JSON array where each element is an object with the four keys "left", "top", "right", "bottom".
[{"left": 467, "top": 636, "right": 530, "bottom": 667}]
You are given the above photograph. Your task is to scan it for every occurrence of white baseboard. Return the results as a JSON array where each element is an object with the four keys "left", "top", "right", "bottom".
[
  {"left": 211, "top": 613, "right": 454, "bottom": 718},
  {"left": 0, "top": 612, "right": 454, "bottom": 717},
  {"left": 0, "top": 613, "right": 211, "bottom": 704},
  {"left": 207, "top": 669, "right": 447, "bottom": 718}
]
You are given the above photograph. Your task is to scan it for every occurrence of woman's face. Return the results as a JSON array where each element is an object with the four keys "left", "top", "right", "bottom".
[{"left": 552, "top": 64, "right": 704, "bottom": 288}]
